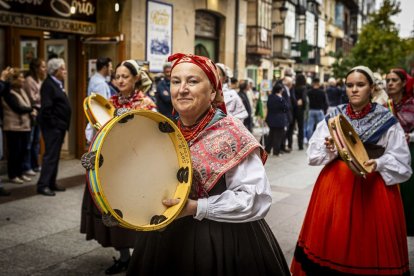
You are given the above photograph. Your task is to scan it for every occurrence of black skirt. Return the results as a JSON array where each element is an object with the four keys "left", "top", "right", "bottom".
[
  {"left": 80, "top": 185, "right": 137, "bottom": 249},
  {"left": 126, "top": 215, "right": 289, "bottom": 276}
]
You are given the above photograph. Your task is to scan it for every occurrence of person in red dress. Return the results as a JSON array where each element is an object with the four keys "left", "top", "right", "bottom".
[
  {"left": 386, "top": 68, "right": 414, "bottom": 237},
  {"left": 291, "top": 66, "right": 412, "bottom": 275}
]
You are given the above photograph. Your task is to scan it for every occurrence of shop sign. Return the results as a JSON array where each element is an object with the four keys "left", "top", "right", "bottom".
[
  {"left": 0, "top": 0, "right": 96, "bottom": 22},
  {"left": 0, "top": 10, "right": 96, "bottom": 34},
  {"left": 146, "top": 0, "right": 173, "bottom": 72}
]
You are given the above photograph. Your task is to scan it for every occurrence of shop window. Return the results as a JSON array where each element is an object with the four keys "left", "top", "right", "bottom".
[
  {"left": 246, "top": 67, "right": 258, "bottom": 89},
  {"left": 195, "top": 11, "right": 219, "bottom": 61},
  {"left": 335, "top": 2, "right": 344, "bottom": 29}
]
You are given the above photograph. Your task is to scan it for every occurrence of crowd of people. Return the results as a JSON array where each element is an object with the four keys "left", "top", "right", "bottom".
[
  {"left": 0, "top": 57, "right": 70, "bottom": 197},
  {"left": 1, "top": 53, "right": 414, "bottom": 275}
]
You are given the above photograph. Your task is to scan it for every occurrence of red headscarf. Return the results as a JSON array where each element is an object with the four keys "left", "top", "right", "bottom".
[
  {"left": 391, "top": 68, "right": 414, "bottom": 97},
  {"left": 167, "top": 53, "right": 227, "bottom": 114}
]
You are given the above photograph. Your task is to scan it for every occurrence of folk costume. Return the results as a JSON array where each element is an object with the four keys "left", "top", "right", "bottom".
[
  {"left": 291, "top": 102, "right": 412, "bottom": 275},
  {"left": 109, "top": 60, "right": 157, "bottom": 111},
  {"left": 110, "top": 89, "right": 156, "bottom": 111},
  {"left": 127, "top": 54, "right": 290, "bottom": 276},
  {"left": 390, "top": 68, "right": 414, "bottom": 236}
]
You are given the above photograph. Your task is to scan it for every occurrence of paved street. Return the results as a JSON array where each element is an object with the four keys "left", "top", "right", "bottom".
[{"left": 0, "top": 149, "right": 413, "bottom": 275}]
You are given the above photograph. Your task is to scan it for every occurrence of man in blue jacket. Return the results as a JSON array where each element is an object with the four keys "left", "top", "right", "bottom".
[{"left": 156, "top": 62, "right": 173, "bottom": 118}]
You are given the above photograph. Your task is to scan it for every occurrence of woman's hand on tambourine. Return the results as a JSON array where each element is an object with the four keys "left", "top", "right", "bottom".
[
  {"left": 363, "top": 159, "right": 377, "bottom": 171},
  {"left": 324, "top": 136, "right": 335, "bottom": 152},
  {"left": 162, "top": 198, "right": 197, "bottom": 218}
]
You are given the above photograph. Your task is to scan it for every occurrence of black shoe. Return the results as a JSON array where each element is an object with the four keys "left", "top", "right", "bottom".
[
  {"left": 37, "top": 187, "right": 56, "bottom": 196},
  {"left": 50, "top": 185, "right": 66, "bottom": 192},
  {"left": 0, "top": 187, "right": 11, "bottom": 196},
  {"left": 105, "top": 257, "right": 130, "bottom": 275}
]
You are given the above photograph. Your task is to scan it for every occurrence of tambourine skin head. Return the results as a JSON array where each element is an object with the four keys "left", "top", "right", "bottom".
[
  {"left": 89, "top": 110, "right": 192, "bottom": 231},
  {"left": 83, "top": 93, "right": 115, "bottom": 130},
  {"left": 328, "top": 114, "right": 373, "bottom": 176}
]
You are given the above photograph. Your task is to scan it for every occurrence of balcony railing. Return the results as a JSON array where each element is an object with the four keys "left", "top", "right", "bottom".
[
  {"left": 246, "top": 26, "right": 272, "bottom": 56},
  {"left": 336, "top": 35, "right": 354, "bottom": 55}
]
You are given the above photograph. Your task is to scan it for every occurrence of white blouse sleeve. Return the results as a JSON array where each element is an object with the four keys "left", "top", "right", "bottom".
[
  {"left": 307, "top": 120, "right": 338, "bottom": 166},
  {"left": 194, "top": 149, "right": 272, "bottom": 223},
  {"left": 375, "top": 123, "right": 412, "bottom": 185}
]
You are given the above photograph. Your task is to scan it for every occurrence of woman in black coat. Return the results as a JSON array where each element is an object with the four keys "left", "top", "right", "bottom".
[{"left": 265, "top": 83, "right": 288, "bottom": 156}]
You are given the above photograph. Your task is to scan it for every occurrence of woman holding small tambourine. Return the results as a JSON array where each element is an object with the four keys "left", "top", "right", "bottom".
[
  {"left": 291, "top": 66, "right": 412, "bottom": 275},
  {"left": 80, "top": 60, "right": 156, "bottom": 275},
  {"left": 386, "top": 68, "right": 414, "bottom": 237}
]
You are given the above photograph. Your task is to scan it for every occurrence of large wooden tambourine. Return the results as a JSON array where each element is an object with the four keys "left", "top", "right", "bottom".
[
  {"left": 81, "top": 110, "right": 192, "bottom": 231},
  {"left": 328, "top": 114, "right": 373, "bottom": 176}
]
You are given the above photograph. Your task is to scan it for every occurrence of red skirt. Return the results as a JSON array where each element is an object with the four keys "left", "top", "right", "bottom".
[{"left": 291, "top": 160, "right": 409, "bottom": 275}]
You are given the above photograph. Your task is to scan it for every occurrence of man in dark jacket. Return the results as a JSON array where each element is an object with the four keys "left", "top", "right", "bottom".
[
  {"left": 37, "top": 58, "right": 71, "bottom": 196},
  {"left": 265, "top": 83, "right": 288, "bottom": 156},
  {"left": 280, "top": 76, "right": 297, "bottom": 152},
  {"left": 155, "top": 63, "right": 173, "bottom": 118}
]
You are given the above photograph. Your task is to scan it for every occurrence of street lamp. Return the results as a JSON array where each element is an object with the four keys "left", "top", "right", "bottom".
[
  {"left": 326, "top": 31, "right": 333, "bottom": 44},
  {"left": 279, "top": 4, "right": 288, "bottom": 22},
  {"left": 272, "top": 2, "right": 288, "bottom": 27}
]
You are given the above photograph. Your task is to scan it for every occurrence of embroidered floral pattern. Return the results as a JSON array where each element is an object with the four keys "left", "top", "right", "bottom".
[
  {"left": 189, "top": 116, "right": 266, "bottom": 199},
  {"left": 110, "top": 90, "right": 156, "bottom": 111},
  {"left": 394, "top": 97, "right": 414, "bottom": 133},
  {"left": 327, "top": 103, "right": 397, "bottom": 144}
]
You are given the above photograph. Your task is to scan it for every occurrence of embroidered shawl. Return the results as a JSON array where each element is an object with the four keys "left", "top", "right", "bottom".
[
  {"left": 110, "top": 90, "right": 156, "bottom": 111},
  {"left": 325, "top": 103, "right": 397, "bottom": 144},
  {"left": 188, "top": 115, "right": 267, "bottom": 199},
  {"left": 393, "top": 96, "right": 414, "bottom": 133}
]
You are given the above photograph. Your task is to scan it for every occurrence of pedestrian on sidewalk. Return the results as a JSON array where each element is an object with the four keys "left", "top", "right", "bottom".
[
  {"left": 36, "top": 58, "right": 71, "bottom": 196},
  {"left": 81, "top": 59, "right": 156, "bottom": 275},
  {"left": 0, "top": 66, "right": 13, "bottom": 196},
  {"left": 305, "top": 78, "right": 328, "bottom": 141},
  {"left": 293, "top": 74, "right": 307, "bottom": 150},
  {"left": 386, "top": 68, "right": 414, "bottom": 236},
  {"left": 1, "top": 68, "right": 34, "bottom": 185},
  {"left": 281, "top": 76, "right": 297, "bottom": 152},
  {"left": 291, "top": 66, "right": 412, "bottom": 275},
  {"left": 326, "top": 77, "right": 343, "bottom": 114},
  {"left": 265, "top": 83, "right": 288, "bottom": 156},
  {"left": 216, "top": 62, "right": 248, "bottom": 121},
  {"left": 238, "top": 79, "right": 253, "bottom": 132},
  {"left": 155, "top": 62, "right": 173, "bottom": 118},
  {"left": 126, "top": 53, "right": 290, "bottom": 276},
  {"left": 85, "top": 57, "right": 113, "bottom": 143},
  {"left": 22, "top": 58, "right": 47, "bottom": 176}
]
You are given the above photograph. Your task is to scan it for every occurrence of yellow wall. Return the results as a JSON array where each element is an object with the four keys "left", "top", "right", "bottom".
[{"left": 117, "top": 0, "right": 246, "bottom": 77}]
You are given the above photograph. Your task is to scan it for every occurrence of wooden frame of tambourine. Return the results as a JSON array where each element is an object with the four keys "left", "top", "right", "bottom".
[
  {"left": 83, "top": 93, "right": 115, "bottom": 130},
  {"left": 86, "top": 110, "right": 192, "bottom": 231},
  {"left": 328, "top": 114, "right": 373, "bottom": 176}
]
